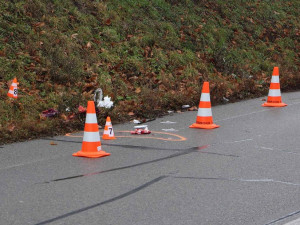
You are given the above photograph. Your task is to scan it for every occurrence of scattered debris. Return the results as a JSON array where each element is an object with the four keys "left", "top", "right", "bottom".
[
  {"left": 133, "top": 119, "right": 141, "bottom": 124},
  {"left": 50, "top": 141, "right": 57, "bottom": 145},
  {"left": 78, "top": 105, "right": 86, "bottom": 113},
  {"left": 98, "top": 96, "right": 114, "bottom": 108},
  {"left": 188, "top": 106, "right": 198, "bottom": 111},
  {"left": 131, "top": 125, "right": 151, "bottom": 135},
  {"left": 223, "top": 97, "right": 229, "bottom": 102},
  {"left": 41, "top": 109, "right": 58, "bottom": 118},
  {"left": 182, "top": 105, "right": 190, "bottom": 109}
]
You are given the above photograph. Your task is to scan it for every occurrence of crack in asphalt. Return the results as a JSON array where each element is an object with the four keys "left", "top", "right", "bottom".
[{"left": 172, "top": 176, "right": 300, "bottom": 186}]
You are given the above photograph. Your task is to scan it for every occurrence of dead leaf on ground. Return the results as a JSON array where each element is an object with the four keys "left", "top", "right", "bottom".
[
  {"left": 128, "top": 112, "right": 134, "bottom": 116},
  {"left": 50, "top": 142, "right": 57, "bottom": 145},
  {"left": 7, "top": 124, "right": 16, "bottom": 132},
  {"left": 135, "top": 87, "right": 141, "bottom": 94}
]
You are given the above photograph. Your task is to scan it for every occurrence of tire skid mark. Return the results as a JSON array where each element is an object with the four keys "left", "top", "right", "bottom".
[
  {"left": 39, "top": 145, "right": 238, "bottom": 184},
  {"left": 40, "top": 148, "right": 199, "bottom": 184},
  {"left": 34, "top": 176, "right": 167, "bottom": 225},
  {"left": 265, "top": 210, "right": 300, "bottom": 225}
]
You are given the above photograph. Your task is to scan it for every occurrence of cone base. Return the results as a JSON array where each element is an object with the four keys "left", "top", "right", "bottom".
[
  {"left": 102, "top": 136, "right": 116, "bottom": 140},
  {"left": 189, "top": 123, "right": 220, "bottom": 129},
  {"left": 7, "top": 94, "right": 17, "bottom": 99},
  {"left": 72, "top": 150, "right": 110, "bottom": 158},
  {"left": 262, "top": 102, "right": 287, "bottom": 107}
]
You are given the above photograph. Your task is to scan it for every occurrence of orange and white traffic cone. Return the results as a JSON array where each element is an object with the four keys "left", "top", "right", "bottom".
[
  {"left": 189, "top": 81, "right": 220, "bottom": 129},
  {"left": 7, "top": 78, "right": 18, "bottom": 99},
  {"left": 102, "top": 116, "right": 116, "bottom": 140},
  {"left": 73, "top": 101, "right": 110, "bottom": 158},
  {"left": 262, "top": 67, "right": 287, "bottom": 107}
]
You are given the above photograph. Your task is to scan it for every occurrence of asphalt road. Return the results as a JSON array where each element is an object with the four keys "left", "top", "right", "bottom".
[{"left": 0, "top": 91, "right": 300, "bottom": 225}]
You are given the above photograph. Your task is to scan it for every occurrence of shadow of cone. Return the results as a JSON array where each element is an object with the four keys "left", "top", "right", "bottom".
[
  {"left": 73, "top": 101, "right": 110, "bottom": 158},
  {"left": 262, "top": 67, "right": 287, "bottom": 107},
  {"left": 189, "top": 81, "right": 220, "bottom": 129}
]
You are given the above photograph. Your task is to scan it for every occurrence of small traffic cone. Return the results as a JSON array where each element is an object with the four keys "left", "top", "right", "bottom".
[
  {"left": 262, "top": 67, "right": 287, "bottom": 107},
  {"left": 73, "top": 101, "right": 110, "bottom": 158},
  {"left": 102, "top": 116, "right": 116, "bottom": 140},
  {"left": 7, "top": 78, "right": 18, "bottom": 99},
  {"left": 190, "top": 81, "right": 220, "bottom": 129}
]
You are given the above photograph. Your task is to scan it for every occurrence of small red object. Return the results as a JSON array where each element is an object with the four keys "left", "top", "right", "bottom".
[{"left": 131, "top": 125, "right": 151, "bottom": 135}]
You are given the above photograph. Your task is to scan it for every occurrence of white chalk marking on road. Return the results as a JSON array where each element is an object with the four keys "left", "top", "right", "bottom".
[
  {"left": 284, "top": 217, "right": 300, "bottom": 225},
  {"left": 160, "top": 121, "right": 177, "bottom": 124},
  {"left": 260, "top": 146, "right": 300, "bottom": 156},
  {"left": 0, "top": 155, "right": 65, "bottom": 171},
  {"left": 261, "top": 147, "right": 274, "bottom": 150},
  {"left": 238, "top": 179, "right": 300, "bottom": 186},
  {"left": 216, "top": 101, "right": 300, "bottom": 122},
  {"left": 162, "top": 128, "right": 178, "bottom": 132},
  {"left": 224, "top": 138, "right": 253, "bottom": 144}
]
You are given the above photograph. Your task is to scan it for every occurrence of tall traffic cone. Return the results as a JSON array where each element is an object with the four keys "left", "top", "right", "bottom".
[
  {"left": 102, "top": 116, "right": 116, "bottom": 140},
  {"left": 7, "top": 78, "right": 18, "bottom": 99},
  {"left": 262, "top": 67, "right": 287, "bottom": 107},
  {"left": 189, "top": 81, "right": 220, "bottom": 129},
  {"left": 73, "top": 101, "right": 110, "bottom": 158}
]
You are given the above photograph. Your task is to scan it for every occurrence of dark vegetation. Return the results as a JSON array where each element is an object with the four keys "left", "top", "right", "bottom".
[{"left": 0, "top": 0, "right": 299, "bottom": 144}]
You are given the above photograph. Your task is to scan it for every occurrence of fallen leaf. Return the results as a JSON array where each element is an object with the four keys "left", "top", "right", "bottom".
[
  {"left": 50, "top": 142, "right": 57, "bottom": 145},
  {"left": 7, "top": 124, "right": 15, "bottom": 132},
  {"left": 128, "top": 112, "right": 134, "bottom": 116},
  {"left": 33, "top": 22, "right": 45, "bottom": 28},
  {"left": 105, "top": 18, "right": 111, "bottom": 25},
  {"left": 135, "top": 87, "right": 141, "bottom": 94}
]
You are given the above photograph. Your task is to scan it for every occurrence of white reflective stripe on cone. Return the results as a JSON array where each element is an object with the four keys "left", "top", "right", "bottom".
[
  {"left": 271, "top": 76, "right": 280, "bottom": 83},
  {"left": 268, "top": 89, "right": 281, "bottom": 97},
  {"left": 103, "top": 129, "right": 109, "bottom": 135},
  {"left": 11, "top": 83, "right": 17, "bottom": 87},
  {"left": 106, "top": 122, "right": 112, "bottom": 126},
  {"left": 197, "top": 108, "right": 212, "bottom": 117},
  {"left": 85, "top": 113, "right": 98, "bottom": 124},
  {"left": 83, "top": 131, "right": 101, "bottom": 142},
  {"left": 8, "top": 90, "right": 14, "bottom": 95},
  {"left": 200, "top": 93, "right": 210, "bottom": 102}
]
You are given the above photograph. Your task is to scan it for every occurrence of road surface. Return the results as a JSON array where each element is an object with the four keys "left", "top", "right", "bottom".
[{"left": 0, "top": 91, "right": 300, "bottom": 225}]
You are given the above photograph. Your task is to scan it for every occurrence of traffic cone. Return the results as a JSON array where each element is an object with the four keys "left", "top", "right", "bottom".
[
  {"left": 73, "top": 101, "right": 110, "bottom": 158},
  {"left": 102, "top": 116, "right": 116, "bottom": 140},
  {"left": 189, "top": 81, "right": 220, "bottom": 129},
  {"left": 262, "top": 67, "right": 287, "bottom": 107},
  {"left": 7, "top": 78, "right": 18, "bottom": 99}
]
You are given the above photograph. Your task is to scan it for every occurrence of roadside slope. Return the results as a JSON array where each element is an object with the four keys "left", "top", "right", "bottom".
[{"left": 0, "top": 0, "right": 299, "bottom": 143}]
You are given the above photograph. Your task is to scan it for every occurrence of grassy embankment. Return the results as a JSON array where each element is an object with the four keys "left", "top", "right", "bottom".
[{"left": 0, "top": 0, "right": 299, "bottom": 144}]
